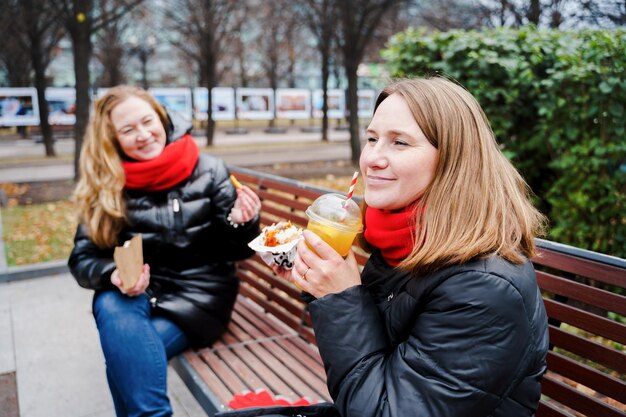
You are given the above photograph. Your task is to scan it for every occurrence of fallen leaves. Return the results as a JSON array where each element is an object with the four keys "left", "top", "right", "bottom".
[{"left": 2, "top": 199, "right": 77, "bottom": 266}]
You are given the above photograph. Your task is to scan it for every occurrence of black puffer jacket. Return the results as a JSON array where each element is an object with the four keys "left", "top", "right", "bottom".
[
  {"left": 68, "top": 153, "right": 259, "bottom": 347},
  {"left": 310, "top": 250, "right": 549, "bottom": 417}
]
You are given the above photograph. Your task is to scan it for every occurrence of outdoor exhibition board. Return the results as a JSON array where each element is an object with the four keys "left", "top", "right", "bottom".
[
  {"left": 312, "top": 89, "right": 345, "bottom": 119},
  {"left": 358, "top": 89, "right": 376, "bottom": 118},
  {"left": 45, "top": 87, "right": 76, "bottom": 125},
  {"left": 149, "top": 88, "right": 193, "bottom": 125},
  {"left": 275, "top": 88, "right": 311, "bottom": 120},
  {"left": 236, "top": 88, "right": 274, "bottom": 120},
  {"left": 0, "top": 87, "right": 40, "bottom": 126},
  {"left": 193, "top": 87, "right": 235, "bottom": 121},
  {"left": 0, "top": 87, "right": 378, "bottom": 127}
]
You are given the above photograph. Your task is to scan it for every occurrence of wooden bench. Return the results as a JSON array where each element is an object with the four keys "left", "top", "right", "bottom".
[{"left": 172, "top": 166, "right": 626, "bottom": 417}]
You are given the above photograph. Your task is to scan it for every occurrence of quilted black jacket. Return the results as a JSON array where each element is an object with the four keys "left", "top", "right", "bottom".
[
  {"left": 68, "top": 153, "right": 259, "bottom": 347},
  {"left": 310, "top": 250, "right": 549, "bottom": 417}
]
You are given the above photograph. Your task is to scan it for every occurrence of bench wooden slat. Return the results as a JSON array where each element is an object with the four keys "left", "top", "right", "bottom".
[
  {"left": 236, "top": 300, "right": 325, "bottom": 375},
  {"left": 259, "top": 338, "right": 331, "bottom": 402},
  {"left": 537, "top": 271, "right": 626, "bottom": 316},
  {"left": 261, "top": 206, "right": 308, "bottom": 226},
  {"left": 238, "top": 270, "right": 305, "bottom": 321},
  {"left": 234, "top": 294, "right": 306, "bottom": 342},
  {"left": 257, "top": 189, "right": 312, "bottom": 213},
  {"left": 544, "top": 298, "right": 626, "bottom": 345},
  {"left": 198, "top": 348, "right": 248, "bottom": 395},
  {"left": 541, "top": 373, "right": 626, "bottom": 417},
  {"left": 257, "top": 177, "right": 325, "bottom": 201},
  {"left": 241, "top": 340, "right": 321, "bottom": 399},
  {"left": 225, "top": 343, "right": 296, "bottom": 396},
  {"left": 239, "top": 285, "right": 316, "bottom": 344},
  {"left": 240, "top": 256, "right": 301, "bottom": 300},
  {"left": 230, "top": 309, "right": 290, "bottom": 343},
  {"left": 537, "top": 400, "right": 575, "bottom": 417},
  {"left": 547, "top": 351, "right": 626, "bottom": 403},
  {"left": 533, "top": 248, "right": 626, "bottom": 287},
  {"left": 548, "top": 325, "right": 626, "bottom": 375},
  {"left": 212, "top": 342, "right": 269, "bottom": 391},
  {"left": 183, "top": 351, "right": 233, "bottom": 408}
]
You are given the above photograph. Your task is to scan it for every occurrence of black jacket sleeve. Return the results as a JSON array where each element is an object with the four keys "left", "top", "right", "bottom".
[
  {"left": 208, "top": 159, "right": 259, "bottom": 261},
  {"left": 309, "top": 269, "right": 539, "bottom": 417},
  {"left": 67, "top": 224, "right": 117, "bottom": 291}
]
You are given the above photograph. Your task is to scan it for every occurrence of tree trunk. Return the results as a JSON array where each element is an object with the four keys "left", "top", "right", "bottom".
[
  {"left": 321, "top": 47, "right": 330, "bottom": 142},
  {"left": 203, "top": 56, "right": 217, "bottom": 146},
  {"left": 72, "top": 23, "right": 92, "bottom": 181},
  {"left": 31, "top": 42, "right": 55, "bottom": 157},
  {"left": 345, "top": 59, "right": 360, "bottom": 165},
  {"left": 34, "top": 74, "right": 55, "bottom": 157},
  {"left": 527, "top": 0, "right": 541, "bottom": 24}
]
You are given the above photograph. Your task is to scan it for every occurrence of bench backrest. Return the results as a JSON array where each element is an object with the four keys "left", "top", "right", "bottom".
[{"left": 230, "top": 166, "right": 626, "bottom": 417}]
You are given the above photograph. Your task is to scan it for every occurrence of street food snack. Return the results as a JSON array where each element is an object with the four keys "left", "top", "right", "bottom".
[
  {"left": 230, "top": 174, "right": 243, "bottom": 190},
  {"left": 248, "top": 222, "right": 303, "bottom": 269},
  {"left": 262, "top": 221, "right": 302, "bottom": 247}
]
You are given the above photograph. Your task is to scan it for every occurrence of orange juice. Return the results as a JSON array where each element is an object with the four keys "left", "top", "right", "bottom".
[
  {"left": 306, "top": 219, "right": 360, "bottom": 257},
  {"left": 305, "top": 193, "right": 363, "bottom": 257}
]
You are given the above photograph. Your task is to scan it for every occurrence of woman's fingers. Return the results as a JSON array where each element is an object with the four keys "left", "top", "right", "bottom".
[{"left": 300, "top": 230, "right": 339, "bottom": 260}]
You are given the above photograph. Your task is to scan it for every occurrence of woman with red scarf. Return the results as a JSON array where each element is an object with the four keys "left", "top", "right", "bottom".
[
  {"left": 275, "top": 78, "right": 549, "bottom": 417},
  {"left": 69, "top": 85, "right": 261, "bottom": 417}
]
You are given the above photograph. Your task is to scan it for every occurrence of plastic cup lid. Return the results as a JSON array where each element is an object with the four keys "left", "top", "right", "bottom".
[{"left": 305, "top": 193, "right": 363, "bottom": 232}]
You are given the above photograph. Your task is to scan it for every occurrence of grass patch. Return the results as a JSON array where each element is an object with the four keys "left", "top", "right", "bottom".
[{"left": 2, "top": 200, "right": 77, "bottom": 266}]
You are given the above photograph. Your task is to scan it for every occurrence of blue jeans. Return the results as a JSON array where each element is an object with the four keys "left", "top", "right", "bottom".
[{"left": 93, "top": 291, "right": 190, "bottom": 417}]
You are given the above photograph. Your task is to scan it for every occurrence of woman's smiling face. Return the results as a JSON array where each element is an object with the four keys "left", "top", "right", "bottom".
[
  {"left": 111, "top": 96, "right": 167, "bottom": 161},
  {"left": 360, "top": 93, "right": 438, "bottom": 211}
]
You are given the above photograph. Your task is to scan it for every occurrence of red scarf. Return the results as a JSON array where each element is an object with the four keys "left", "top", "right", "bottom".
[
  {"left": 364, "top": 205, "right": 417, "bottom": 267},
  {"left": 122, "top": 134, "right": 199, "bottom": 192}
]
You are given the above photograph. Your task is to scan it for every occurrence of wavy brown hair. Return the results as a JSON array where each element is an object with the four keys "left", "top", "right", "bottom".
[
  {"left": 72, "top": 85, "right": 169, "bottom": 248},
  {"left": 365, "top": 77, "right": 547, "bottom": 274}
]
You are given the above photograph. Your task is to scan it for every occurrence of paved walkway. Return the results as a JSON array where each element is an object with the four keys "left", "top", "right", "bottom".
[
  {"left": 0, "top": 271, "right": 205, "bottom": 417},
  {"left": 0, "top": 127, "right": 353, "bottom": 183}
]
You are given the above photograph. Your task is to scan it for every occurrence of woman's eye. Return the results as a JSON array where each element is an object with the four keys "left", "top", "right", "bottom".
[
  {"left": 394, "top": 139, "right": 408, "bottom": 146},
  {"left": 367, "top": 137, "right": 378, "bottom": 143},
  {"left": 121, "top": 128, "right": 133, "bottom": 135}
]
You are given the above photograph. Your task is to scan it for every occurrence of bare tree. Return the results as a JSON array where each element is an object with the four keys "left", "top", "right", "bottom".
[
  {"left": 0, "top": 2, "right": 33, "bottom": 88},
  {"left": 337, "top": 0, "right": 409, "bottom": 164},
  {"left": 52, "top": 0, "right": 143, "bottom": 180},
  {"left": 580, "top": 0, "right": 626, "bottom": 26},
  {"left": 298, "top": 0, "right": 338, "bottom": 141},
  {"left": 1, "top": 0, "right": 66, "bottom": 156},
  {"left": 164, "top": 0, "right": 248, "bottom": 146},
  {"left": 414, "top": 0, "right": 489, "bottom": 30},
  {"left": 94, "top": 0, "right": 134, "bottom": 87},
  {"left": 478, "top": 0, "right": 576, "bottom": 28}
]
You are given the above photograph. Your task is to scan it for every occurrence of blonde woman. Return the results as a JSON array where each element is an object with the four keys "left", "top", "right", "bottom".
[
  {"left": 278, "top": 77, "right": 549, "bottom": 417},
  {"left": 69, "top": 85, "right": 261, "bottom": 417}
]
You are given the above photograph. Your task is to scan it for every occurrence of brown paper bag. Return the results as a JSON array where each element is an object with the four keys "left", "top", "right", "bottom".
[{"left": 113, "top": 234, "right": 143, "bottom": 289}]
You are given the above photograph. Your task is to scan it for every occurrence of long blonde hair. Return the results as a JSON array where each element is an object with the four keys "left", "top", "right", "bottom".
[
  {"left": 371, "top": 77, "right": 546, "bottom": 273},
  {"left": 72, "top": 85, "right": 169, "bottom": 248}
]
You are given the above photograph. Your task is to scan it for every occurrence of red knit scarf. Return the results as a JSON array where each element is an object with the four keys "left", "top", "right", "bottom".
[
  {"left": 364, "top": 205, "right": 417, "bottom": 267},
  {"left": 122, "top": 134, "right": 199, "bottom": 192}
]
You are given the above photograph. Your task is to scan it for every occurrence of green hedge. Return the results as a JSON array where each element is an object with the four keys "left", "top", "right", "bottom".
[{"left": 382, "top": 27, "right": 626, "bottom": 258}]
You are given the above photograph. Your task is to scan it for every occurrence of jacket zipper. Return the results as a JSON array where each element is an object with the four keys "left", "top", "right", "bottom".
[{"left": 171, "top": 197, "right": 183, "bottom": 243}]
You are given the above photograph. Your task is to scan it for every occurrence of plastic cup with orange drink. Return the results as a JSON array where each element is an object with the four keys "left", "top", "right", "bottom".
[{"left": 305, "top": 193, "right": 363, "bottom": 257}]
